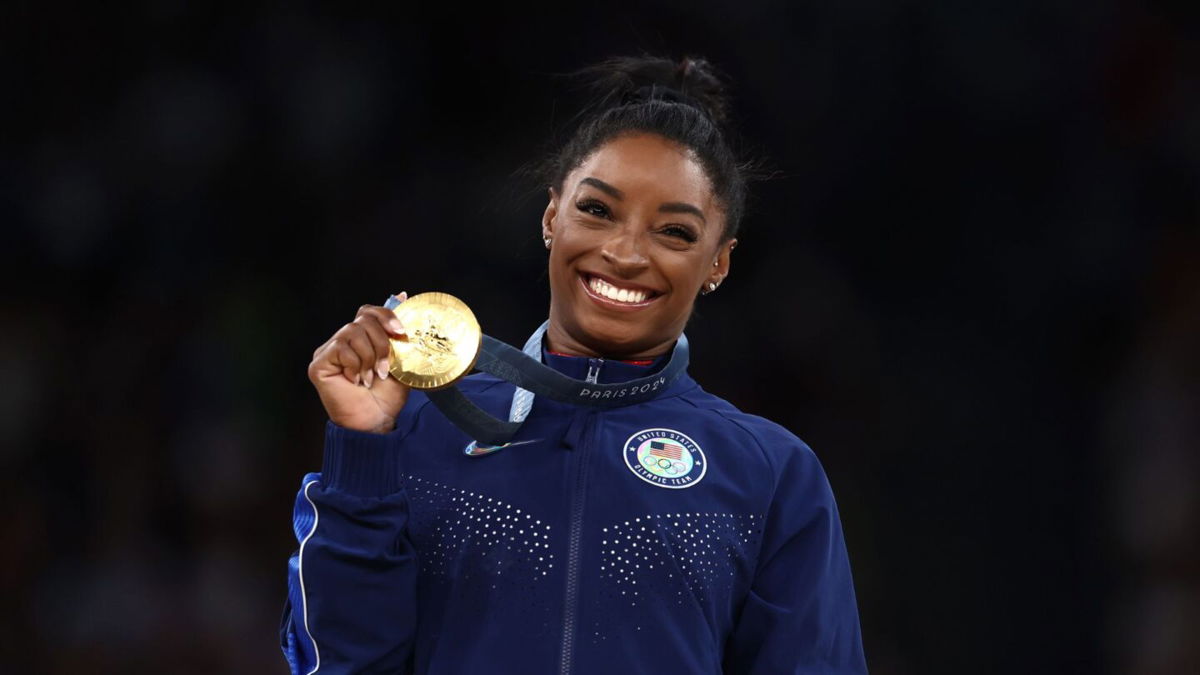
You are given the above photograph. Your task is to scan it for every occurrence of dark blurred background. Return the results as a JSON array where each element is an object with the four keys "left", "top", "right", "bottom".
[{"left": 4, "top": 1, "right": 1198, "bottom": 673}]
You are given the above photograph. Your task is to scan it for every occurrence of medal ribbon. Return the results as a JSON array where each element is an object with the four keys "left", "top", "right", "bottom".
[{"left": 383, "top": 296, "right": 689, "bottom": 447}]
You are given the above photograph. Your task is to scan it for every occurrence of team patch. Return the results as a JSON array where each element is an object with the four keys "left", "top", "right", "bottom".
[{"left": 623, "top": 428, "right": 706, "bottom": 489}]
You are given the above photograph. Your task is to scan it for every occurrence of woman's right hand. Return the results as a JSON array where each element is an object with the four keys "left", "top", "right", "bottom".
[{"left": 308, "top": 292, "right": 411, "bottom": 434}]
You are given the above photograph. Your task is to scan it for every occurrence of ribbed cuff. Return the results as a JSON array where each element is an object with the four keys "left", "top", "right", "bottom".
[{"left": 322, "top": 419, "right": 405, "bottom": 497}]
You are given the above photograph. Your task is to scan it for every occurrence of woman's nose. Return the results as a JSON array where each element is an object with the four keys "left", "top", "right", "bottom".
[{"left": 600, "top": 229, "right": 649, "bottom": 272}]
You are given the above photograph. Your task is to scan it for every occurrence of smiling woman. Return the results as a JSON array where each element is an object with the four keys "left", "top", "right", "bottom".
[
  {"left": 284, "top": 54, "right": 869, "bottom": 675},
  {"left": 543, "top": 133, "right": 733, "bottom": 359}
]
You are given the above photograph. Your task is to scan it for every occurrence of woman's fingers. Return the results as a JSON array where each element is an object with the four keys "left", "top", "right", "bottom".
[
  {"left": 354, "top": 295, "right": 408, "bottom": 381},
  {"left": 338, "top": 323, "right": 382, "bottom": 388},
  {"left": 330, "top": 338, "right": 364, "bottom": 385},
  {"left": 356, "top": 304, "right": 407, "bottom": 338},
  {"left": 353, "top": 312, "right": 398, "bottom": 382},
  {"left": 305, "top": 291, "right": 416, "bottom": 433},
  {"left": 309, "top": 296, "right": 409, "bottom": 385}
]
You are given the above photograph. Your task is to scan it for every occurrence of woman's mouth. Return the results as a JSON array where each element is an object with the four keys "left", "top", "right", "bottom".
[{"left": 579, "top": 272, "right": 661, "bottom": 309}]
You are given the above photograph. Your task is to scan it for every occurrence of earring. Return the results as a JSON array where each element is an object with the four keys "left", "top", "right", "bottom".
[
  {"left": 544, "top": 237, "right": 552, "bottom": 249},
  {"left": 708, "top": 282, "right": 717, "bottom": 292},
  {"left": 713, "top": 260, "right": 719, "bottom": 267}
]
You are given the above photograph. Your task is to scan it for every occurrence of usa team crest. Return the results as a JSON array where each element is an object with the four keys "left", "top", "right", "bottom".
[{"left": 623, "top": 428, "right": 706, "bottom": 489}]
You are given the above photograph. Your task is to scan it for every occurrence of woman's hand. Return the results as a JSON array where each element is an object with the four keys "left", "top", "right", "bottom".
[{"left": 308, "top": 292, "right": 411, "bottom": 434}]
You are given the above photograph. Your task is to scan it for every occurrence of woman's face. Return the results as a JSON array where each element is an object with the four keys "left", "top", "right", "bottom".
[{"left": 541, "top": 132, "right": 736, "bottom": 360}]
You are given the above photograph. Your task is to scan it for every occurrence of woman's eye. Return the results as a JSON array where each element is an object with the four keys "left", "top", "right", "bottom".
[
  {"left": 662, "top": 225, "right": 698, "bottom": 243},
  {"left": 576, "top": 200, "right": 609, "bottom": 218}
]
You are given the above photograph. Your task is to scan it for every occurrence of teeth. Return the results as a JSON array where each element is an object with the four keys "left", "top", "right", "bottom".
[{"left": 587, "top": 276, "right": 649, "bottom": 304}]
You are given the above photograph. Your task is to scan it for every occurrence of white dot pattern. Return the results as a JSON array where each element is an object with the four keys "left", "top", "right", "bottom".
[
  {"left": 591, "top": 511, "right": 765, "bottom": 643},
  {"left": 403, "top": 475, "right": 555, "bottom": 581}
]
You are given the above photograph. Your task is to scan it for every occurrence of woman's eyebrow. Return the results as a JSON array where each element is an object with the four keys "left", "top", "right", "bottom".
[
  {"left": 581, "top": 176, "right": 706, "bottom": 224},
  {"left": 659, "top": 202, "right": 706, "bottom": 224},
  {"left": 581, "top": 176, "right": 624, "bottom": 199}
]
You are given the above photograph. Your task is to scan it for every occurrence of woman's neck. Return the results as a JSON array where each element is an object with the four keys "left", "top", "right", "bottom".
[{"left": 544, "top": 321, "right": 672, "bottom": 362}]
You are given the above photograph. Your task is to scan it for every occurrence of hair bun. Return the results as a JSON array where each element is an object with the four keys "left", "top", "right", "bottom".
[
  {"left": 532, "top": 52, "right": 765, "bottom": 243},
  {"left": 567, "top": 54, "right": 732, "bottom": 126}
]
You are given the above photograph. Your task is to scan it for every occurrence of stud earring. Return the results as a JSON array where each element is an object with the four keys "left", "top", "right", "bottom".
[
  {"left": 544, "top": 237, "right": 552, "bottom": 249},
  {"left": 713, "top": 260, "right": 719, "bottom": 267},
  {"left": 708, "top": 282, "right": 717, "bottom": 291}
]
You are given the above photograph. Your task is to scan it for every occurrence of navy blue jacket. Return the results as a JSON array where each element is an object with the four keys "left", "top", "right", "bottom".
[{"left": 281, "top": 339, "right": 868, "bottom": 674}]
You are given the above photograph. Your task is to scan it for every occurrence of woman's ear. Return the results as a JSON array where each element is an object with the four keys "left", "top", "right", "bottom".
[
  {"left": 541, "top": 186, "right": 558, "bottom": 240},
  {"left": 708, "top": 237, "right": 737, "bottom": 288}
]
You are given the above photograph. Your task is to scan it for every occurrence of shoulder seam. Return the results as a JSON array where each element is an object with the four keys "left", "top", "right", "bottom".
[
  {"left": 710, "top": 408, "right": 782, "bottom": 480},
  {"left": 676, "top": 392, "right": 789, "bottom": 479}
]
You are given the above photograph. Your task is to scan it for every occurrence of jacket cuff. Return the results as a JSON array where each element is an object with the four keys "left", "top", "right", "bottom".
[{"left": 322, "top": 419, "right": 405, "bottom": 498}]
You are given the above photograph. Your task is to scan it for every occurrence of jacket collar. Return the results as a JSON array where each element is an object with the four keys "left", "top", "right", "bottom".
[{"left": 539, "top": 339, "right": 671, "bottom": 385}]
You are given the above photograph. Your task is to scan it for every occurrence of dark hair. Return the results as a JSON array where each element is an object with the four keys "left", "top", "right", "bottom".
[{"left": 533, "top": 54, "right": 763, "bottom": 243}]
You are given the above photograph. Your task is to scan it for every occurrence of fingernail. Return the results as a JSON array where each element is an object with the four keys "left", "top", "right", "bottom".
[
  {"left": 388, "top": 318, "right": 406, "bottom": 335},
  {"left": 367, "top": 368, "right": 377, "bottom": 389},
  {"left": 376, "top": 358, "right": 389, "bottom": 380}
]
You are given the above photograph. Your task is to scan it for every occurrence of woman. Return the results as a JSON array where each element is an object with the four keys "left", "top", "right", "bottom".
[{"left": 282, "top": 55, "right": 868, "bottom": 674}]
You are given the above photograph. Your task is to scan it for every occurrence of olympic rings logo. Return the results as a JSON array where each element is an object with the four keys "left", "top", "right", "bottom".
[{"left": 623, "top": 428, "right": 707, "bottom": 489}]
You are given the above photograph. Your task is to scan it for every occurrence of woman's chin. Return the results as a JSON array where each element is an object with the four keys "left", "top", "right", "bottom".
[{"left": 551, "top": 292, "right": 671, "bottom": 357}]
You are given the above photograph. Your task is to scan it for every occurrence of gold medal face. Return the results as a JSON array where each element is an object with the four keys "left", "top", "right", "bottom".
[{"left": 387, "top": 292, "right": 481, "bottom": 390}]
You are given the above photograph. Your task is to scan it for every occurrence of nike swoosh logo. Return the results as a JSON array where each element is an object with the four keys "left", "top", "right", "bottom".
[{"left": 464, "top": 438, "right": 543, "bottom": 456}]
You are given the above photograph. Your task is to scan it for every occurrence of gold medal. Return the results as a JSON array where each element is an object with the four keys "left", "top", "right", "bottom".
[{"left": 387, "top": 292, "right": 482, "bottom": 390}]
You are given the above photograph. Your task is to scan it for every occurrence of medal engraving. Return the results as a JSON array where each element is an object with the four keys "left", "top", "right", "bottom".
[{"left": 387, "top": 292, "right": 481, "bottom": 390}]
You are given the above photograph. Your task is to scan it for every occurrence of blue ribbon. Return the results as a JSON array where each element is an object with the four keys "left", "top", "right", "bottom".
[{"left": 383, "top": 295, "right": 689, "bottom": 450}]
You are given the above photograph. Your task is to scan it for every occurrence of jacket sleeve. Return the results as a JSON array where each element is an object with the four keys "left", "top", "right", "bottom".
[
  {"left": 280, "top": 408, "right": 426, "bottom": 675},
  {"left": 722, "top": 432, "right": 868, "bottom": 674}
]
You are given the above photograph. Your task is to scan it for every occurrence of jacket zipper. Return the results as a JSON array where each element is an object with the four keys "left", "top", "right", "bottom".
[
  {"left": 585, "top": 359, "right": 602, "bottom": 384},
  {"left": 558, "top": 366, "right": 600, "bottom": 675}
]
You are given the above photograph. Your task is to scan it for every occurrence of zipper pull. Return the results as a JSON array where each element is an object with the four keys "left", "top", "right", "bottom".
[{"left": 585, "top": 358, "right": 602, "bottom": 384}]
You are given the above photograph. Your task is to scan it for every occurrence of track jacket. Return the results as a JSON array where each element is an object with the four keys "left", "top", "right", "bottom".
[{"left": 281, "top": 338, "right": 868, "bottom": 674}]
